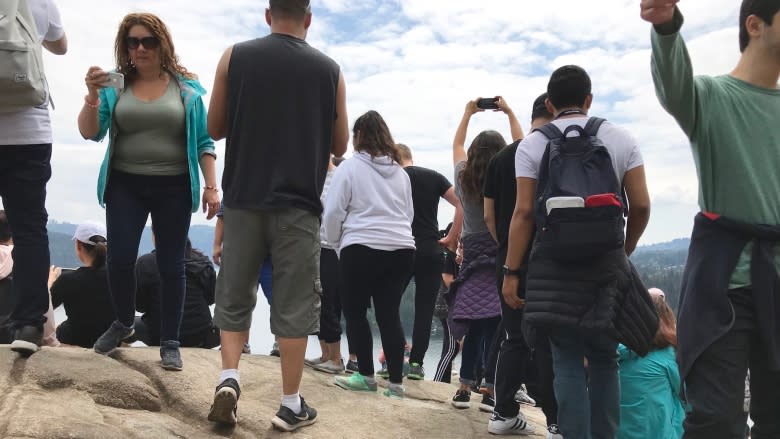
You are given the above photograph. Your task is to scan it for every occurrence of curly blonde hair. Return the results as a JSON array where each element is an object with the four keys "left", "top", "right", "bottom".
[{"left": 114, "top": 13, "right": 194, "bottom": 82}]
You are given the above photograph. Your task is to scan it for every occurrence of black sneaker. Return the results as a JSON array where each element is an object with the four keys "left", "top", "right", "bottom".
[
  {"left": 270, "top": 341, "right": 280, "bottom": 357},
  {"left": 93, "top": 320, "right": 134, "bottom": 355},
  {"left": 208, "top": 378, "right": 241, "bottom": 425},
  {"left": 10, "top": 325, "right": 43, "bottom": 356},
  {"left": 271, "top": 395, "right": 317, "bottom": 432},
  {"left": 479, "top": 393, "right": 495, "bottom": 413},
  {"left": 451, "top": 389, "right": 471, "bottom": 409},
  {"left": 160, "top": 340, "right": 183, "bottom": 371},
  {"left": 345, "top": 359, "right": 359, "bottom": 374}
]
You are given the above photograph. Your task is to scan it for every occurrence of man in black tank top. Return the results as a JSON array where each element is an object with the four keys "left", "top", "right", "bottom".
[{"left": 206, "top": 0, "right": 349, "bottom": 431}]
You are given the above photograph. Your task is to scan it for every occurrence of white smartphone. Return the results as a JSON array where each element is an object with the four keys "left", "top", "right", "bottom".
[
  {"left": 546, "top": 196, "right": 585, "bottom": 214},
  {"left": 99, "top": 72, "right": 125, "bottom": 89}
]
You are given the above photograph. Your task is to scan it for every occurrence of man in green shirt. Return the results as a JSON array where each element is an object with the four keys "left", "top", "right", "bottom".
[{"left": 643, "top": 0, "right": 780, "bottom": 437}]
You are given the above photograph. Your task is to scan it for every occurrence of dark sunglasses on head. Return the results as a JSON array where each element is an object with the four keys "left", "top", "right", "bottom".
[{"left": 126, "top": 36, "right": 160, "bottom": 50}]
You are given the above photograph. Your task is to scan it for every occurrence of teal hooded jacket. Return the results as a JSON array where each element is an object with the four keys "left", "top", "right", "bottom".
[
  {"left": 90, "top": 77, "right": 215, "bottom": 213},
  {"left": 617, "top": 344, "right": 684, "bottom": 439}
]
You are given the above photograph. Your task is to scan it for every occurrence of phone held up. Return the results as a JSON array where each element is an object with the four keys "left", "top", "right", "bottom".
[
  {"left": 99, "top": 72, "right": 125, "bottom": 89},
  {"left": 476, "top": 97, "right": 499, "bottom": 110}
]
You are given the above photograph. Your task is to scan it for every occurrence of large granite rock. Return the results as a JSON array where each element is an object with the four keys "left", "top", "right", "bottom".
[{"left": 0, "top": 346, "right": 546, "bottom": 438}]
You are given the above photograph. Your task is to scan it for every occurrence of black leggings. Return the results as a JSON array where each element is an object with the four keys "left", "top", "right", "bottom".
[
  {"left": 318, "top": 248, "right": 342, "bottom": 343},
  {"left": 408, "top": 241, "right": 445, "bottom": 365},
  {"left": 340, "top": 245, "right": 414, "bottom": 384}
]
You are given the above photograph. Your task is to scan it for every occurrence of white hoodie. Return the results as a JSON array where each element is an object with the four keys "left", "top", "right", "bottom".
[{"left": 323, "top": 152, "right": 415, "bottom": 255}]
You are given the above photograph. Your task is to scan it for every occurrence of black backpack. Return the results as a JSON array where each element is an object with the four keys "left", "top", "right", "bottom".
[{"left": 533, "top": 117, "right": 626, "bottom": 261}]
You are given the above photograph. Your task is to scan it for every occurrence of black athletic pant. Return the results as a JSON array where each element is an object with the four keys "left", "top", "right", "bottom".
[
  {"left": 684, "top": 289, "right": 780, "bottom": 439},
  {"left": 434, "top": 316, "right": 459, "bottom": 383},
  {"left": 318, "top": 248, "right": 342, "bottom": 343},
  {"left": 340, "top": 245, "right": 414, "bottom": 384},
  {"left": 408, "top": 240, "right": 444, "bottom": 365},
  {"left": 493, "top": 269, "right": 532, "bottom": 418}
]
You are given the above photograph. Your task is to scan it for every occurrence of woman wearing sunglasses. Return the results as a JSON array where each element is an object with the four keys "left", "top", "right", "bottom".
[{"left": 77, "top": 13, "right": 217, "bottom": 371}]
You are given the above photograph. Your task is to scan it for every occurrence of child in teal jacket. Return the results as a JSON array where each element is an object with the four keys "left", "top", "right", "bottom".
[{"left": 618, "top": 293, "right": 684, "bottom": 439}]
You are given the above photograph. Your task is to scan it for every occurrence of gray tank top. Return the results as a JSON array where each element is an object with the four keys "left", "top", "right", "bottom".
[{"left": 112, "top": 79, "right": 187, "bottom": 176}]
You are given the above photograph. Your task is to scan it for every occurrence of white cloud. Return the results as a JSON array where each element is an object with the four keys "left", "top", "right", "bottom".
[{"left": 7, "top": 0, "right": 746, "bottom": 245}]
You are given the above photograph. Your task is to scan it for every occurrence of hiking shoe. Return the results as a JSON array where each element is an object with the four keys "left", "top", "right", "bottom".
[
  {"left": 376, "top": 363, "right": 389, "bottom": 379},
  {"left": 271, "top": 395, "right": 317, "bottom": 432},
  {"left": 208, "top": 378, "right": 241, "bottom": 425},
  {"left": 345, "top": 359, "right": 359, "bottom": 374},
  {"left": 93, "top": 321, "right": 134, "bottom": 355},
  {"left": 160, "top": 340, "right": 183, "bottom": 371},
  {"left": 407, "top": 362, "right": 424, "bottom": 380},
  {"left": 451, "top": 389, "right": 471, "bottom": 409},
  {"left": 479, "top": 393, "right": 495, "bottom": 413},
  {"left": 10, "top": 325, "right": 43, "bottom": 356},
  {"left": 546, "top": 424, "right": 563, "bottom": 439},
  {"left": 304, "top": 356, "right": 326, "bottom": 367},
  {"left": 488, "top": 412, "right": 535, "bottom": 435},
  {"left": 313, "top": 359, "right": 345, "bottom": 374},
  {"left": 334, "top": 373, "right": 378, "bottom": 392},
  {"left": 270, "top": 341, "right": 280, "bottom": 357},
  {"left": 514, "top": 384, "right": 536, "bottom": 406},
  {"left": 383, "top": 384, "right": 404, "bottom": 399}
]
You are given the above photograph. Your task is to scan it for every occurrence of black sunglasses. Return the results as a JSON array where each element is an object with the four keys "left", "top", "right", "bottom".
[{"left": 126, "top": 36, "right": 160, "bottom": 50}]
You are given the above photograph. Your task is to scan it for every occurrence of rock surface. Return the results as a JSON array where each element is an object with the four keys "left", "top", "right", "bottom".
[{"left": 0, "top": 346, "right": 547, "bottom": 438}]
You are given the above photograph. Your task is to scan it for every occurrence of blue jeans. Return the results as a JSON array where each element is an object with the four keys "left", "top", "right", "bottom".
[
  {"left": 550, "top": 329, "right": 619, "bottom": 439},
  {"left": 0, "top": 144, "right": 51, "bottom": 330},
  {"left": 460, "top": 316, "right": 501, "bottom": 385},
  {"left": 105, "top": 170, "right": 191, "bottom": 343}
]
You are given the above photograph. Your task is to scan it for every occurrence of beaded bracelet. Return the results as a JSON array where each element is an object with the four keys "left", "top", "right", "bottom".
[{"left": 84, "top": 95, "right": 100, "bottom": 109}]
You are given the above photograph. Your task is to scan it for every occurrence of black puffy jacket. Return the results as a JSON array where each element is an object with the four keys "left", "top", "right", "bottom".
[{"left": 524, "top": 246, "right": 659, "bottom": 356}]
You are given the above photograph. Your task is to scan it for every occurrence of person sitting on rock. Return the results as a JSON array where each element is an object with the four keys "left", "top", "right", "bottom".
[
  {"left": 49, "top": 222, "right": 114, "bottom": 348},
  {"left": 135, "top": 236, "right": 220, "bottom": 349}
]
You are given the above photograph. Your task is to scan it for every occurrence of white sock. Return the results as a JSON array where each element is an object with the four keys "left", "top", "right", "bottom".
[
  {"left": 219, "top": 369, "right": 240, "bottom": 386},
  {"left": 281, "top": 393, "right": 301, "bottom": 413}
]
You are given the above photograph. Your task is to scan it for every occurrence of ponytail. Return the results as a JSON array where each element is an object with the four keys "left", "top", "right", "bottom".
[{"left": 79, "top": 235, "right": 107, "bottom": 269}]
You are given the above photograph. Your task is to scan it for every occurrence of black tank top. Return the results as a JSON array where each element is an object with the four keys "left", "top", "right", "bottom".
[{"left": 223, "top": 33, "right": 340, "bottom": 214}]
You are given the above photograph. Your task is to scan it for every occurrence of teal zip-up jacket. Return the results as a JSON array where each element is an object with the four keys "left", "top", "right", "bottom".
[
  {"left": 90, "top": 77, "right": 216, "bottom": 213},
  {"left": 617, "top": 344, "right": 684, "bottom": 439}
]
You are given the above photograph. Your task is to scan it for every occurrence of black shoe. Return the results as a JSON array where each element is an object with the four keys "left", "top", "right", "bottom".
[
  {"left": 160, "top": 340, "right": 183, "bottom": 371},
  {"left": 345, "top": 359, "right": 359, "bottom": 374},
  {"left": 11, "top": 325, "right": 43, "bottom": 356},
  {"left": 271, "top": 396, "right": 317, "bottom": 432},
  {"left": 208, "top": 378, "right": 241, "bottom": 425},
  {"left": 270, "top": 341, "right": 280, "bottom": 357},
  {"left": 451, "top": 389, "right": 471, "bottom": 409},
  {"left": 93, "top": 320, "right": 134, "bottom": 355},
  {"left": 479, "top": 393, "right": 495, "bottom": 413}
]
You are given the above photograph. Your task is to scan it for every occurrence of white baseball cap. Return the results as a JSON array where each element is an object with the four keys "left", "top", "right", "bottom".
[
  {"left": 72, "top": 221, "right": 107, "bottom": 245},
  {"left": 648, "top": 288, "right": 665, "bottom": 299}
]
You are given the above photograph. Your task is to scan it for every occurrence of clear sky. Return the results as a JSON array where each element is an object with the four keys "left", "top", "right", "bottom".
[{"left": 30, "top": 0, "right": 743, "bottom": 245}]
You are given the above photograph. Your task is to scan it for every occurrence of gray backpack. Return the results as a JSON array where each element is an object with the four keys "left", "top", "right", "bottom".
[{"left": 0, "top": 0, "right": 48, "bottom": 113}]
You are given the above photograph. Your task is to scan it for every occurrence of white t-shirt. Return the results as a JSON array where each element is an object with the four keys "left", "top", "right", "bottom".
[
  {"left": 0, "top": 0, "right": 65, "bottom": 145},
  {"left": 515, "top": 116, "right": 644, "bottom": 181}
]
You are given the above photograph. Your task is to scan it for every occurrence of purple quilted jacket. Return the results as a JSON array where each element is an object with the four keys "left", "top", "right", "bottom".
[{"left": 446, "top": 231, "right": 501, "bottom": 340}]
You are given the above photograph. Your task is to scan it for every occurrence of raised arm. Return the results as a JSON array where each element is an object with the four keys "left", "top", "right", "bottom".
[
  {"left": 642, "top": 2, "right": 699, "bottom": 137},
  {"left": 497, "top": 97, "right": 524, "bottom": 142},
  {"left": 453, "top": 99, "right": 482, "bottom": 165},
  {"left": 208, "top": 46, "right": 233, "bottom": 141}
]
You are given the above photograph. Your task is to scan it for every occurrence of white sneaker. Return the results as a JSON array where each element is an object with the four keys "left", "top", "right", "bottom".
[
  {"left": 514, "top": 384, "right": 536, "bottom": 406},
  {"left": 313, "top": 359, "right": 345, "bottom": 374},
  {"left": 488, "top": 412, "right": 535, "bottom": 435},
  {"left": 546, "top": 424, "right": 564, "bottom": 439},
  {"left": 304, "top": 356, "right": 326, "bottom": 367}
]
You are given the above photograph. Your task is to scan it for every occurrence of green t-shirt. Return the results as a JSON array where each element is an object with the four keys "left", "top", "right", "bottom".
[
  {"left": 112, "top": 80, "right": 187, "bottom": 176},
  {"left": 651, "top": 19, "right": 780, "bottom": 288}
]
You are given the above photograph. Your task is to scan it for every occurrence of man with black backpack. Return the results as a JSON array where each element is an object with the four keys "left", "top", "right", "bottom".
[
  {"left": 502, "top": 65, "right": 654, "bottom": 439},
  {"left": 0, "top": 0, "right": 67, "bottom": 356}
]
